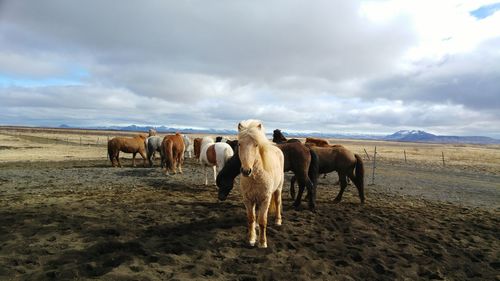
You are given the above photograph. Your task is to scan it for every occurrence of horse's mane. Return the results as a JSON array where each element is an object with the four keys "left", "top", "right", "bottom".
[{"left": 238, "top": 119, "right": 275, "bottom": 172}]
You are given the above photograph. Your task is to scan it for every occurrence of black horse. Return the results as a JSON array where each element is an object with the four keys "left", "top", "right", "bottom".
[
  {"left": 217, "top": 141, "right": 319, "bottom": 211},
  {"left": 272, "top": 129, "right": 301, "bottom": 144}
]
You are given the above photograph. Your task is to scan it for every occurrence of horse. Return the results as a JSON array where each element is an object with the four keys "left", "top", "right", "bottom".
[
  {"left": 225, "top": 139, "right": 239, "bottom": 152},
  {"left": 217, "top": 141, "right": 319, "bottom": 210},
  {"left": 160, "top": 133, "right": 185, "bottom": 175},
  {"left": 237, "top": 119, "right": 284, "bottom": 248},
  {"left": 305, "top": 137, "right": 331, "bottom": 147},
  {"left": 292, "top": 146, "right": 365, "bottom": 205},
  {"left": 215, "top": 136, "right": 229, "bottom": 143},
  {"left": 148, "top": 128, "right": 157, "bottom": 137},
  {"left": 193, "top": 137, "right": 202, "bottom": 159},
  {"left": 182, "top": 135, "right": 194, "bottom": 159},
  {"left": 145, "top": 136, "right": 163, "bottom": 167},
  {"left": 199, "top": 136, "right": 234, "bottom": 186},
  {"left": 272, "top": 129, "right": 301, "bottom": 144},
  {"left": 107, "top": 134, "right": 147, "bottom": 167}
]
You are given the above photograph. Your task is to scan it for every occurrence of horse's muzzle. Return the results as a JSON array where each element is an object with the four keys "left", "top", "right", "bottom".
[{"left": 240, "top": 167, "right": 252, "bottom": 177}]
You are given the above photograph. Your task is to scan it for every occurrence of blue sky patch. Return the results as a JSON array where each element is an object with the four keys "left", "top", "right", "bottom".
[{"left": 470, "top": 2, "right": 500, "bottom": 19}]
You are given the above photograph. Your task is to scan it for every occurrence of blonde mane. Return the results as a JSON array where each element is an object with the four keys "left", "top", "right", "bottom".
[{"left": 237, "top": 119, "right": 275, "bottom": 172}]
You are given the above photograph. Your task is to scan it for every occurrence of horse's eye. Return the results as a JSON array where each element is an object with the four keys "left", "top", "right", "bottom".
[{"left": 254, "top": 144, "right": 258, "bottom": 148}]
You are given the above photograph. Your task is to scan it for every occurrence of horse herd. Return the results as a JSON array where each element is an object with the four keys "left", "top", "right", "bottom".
[{"left": 107, "top": 121, "right": 365, "bottom": 248}]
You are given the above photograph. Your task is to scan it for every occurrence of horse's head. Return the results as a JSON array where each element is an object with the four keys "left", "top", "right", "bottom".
[
  {"left": 237, "top": 120, "right": 266, "bottom": 177},
  {"left": 216, "top": 150, "right": 241, "bottom": 201},
  {"left": 148, "top": 129, "right": 157, "bottom": 137}
]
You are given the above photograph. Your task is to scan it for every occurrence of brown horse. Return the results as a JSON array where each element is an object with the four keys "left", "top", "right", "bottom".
[
  {"left": 305, "top": 137, "right": 330, "bottom": 147},
  {"left": 161, "top": 133, "right": 185, "bottom": 175},
  {"left": 108, "top": 134, "right": 147, "bottom": 167},
  {"left": 193, "top": 137, "right": 202, "bottom": 159},
  {"left": 293, "top": 146, "right": 365, "bottom": 205}
]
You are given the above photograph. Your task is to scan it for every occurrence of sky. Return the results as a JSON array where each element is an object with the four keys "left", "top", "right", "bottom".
[{"left": 0, "top": 0, "right": 499, "bottom": 138}]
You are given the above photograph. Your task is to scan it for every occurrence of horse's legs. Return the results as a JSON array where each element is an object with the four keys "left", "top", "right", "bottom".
[
  {"left": 348, "top": 170, "right": 365, "bottom": 204},
  {"left": 139, "top": 150, "right": 147, "bottom": 168},
  {"left": 204, "top": 165, "right": 208, "bottom": 186},
  {"left": 290, "top": 176, "right": 296, "bottom": 200},
  {"left": 257, "top": 199, "right": 270, "bottom": 248},
  {"left": 132, "top": 152, "right": 137, "bottom": 167},
  {"left": 178, "top": 153, "right": 183, "bottom": 174},
  {"left": 305, "top": 177, "right": 316, "bottom": 211},
  {"left": 244, "top": 201, "right": 257, "bottom": 247},
  {"left": 273, "top": 189, "right": 282, "bottom": 226},
  {"left": 212, "top": 165, "right": 217, "bottom": 186},
  {"left": 293, "top": 176, "right": 307, "bottom": 210},
  {"left": 333, "top": 172, "right": 348, "bottom": 203},
  {"left": 117, "top": 152, "right": 122, "bottom": 168}
]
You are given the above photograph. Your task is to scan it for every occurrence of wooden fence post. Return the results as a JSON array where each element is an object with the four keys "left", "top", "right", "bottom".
[
  {"left": 442, "top": 151, "right": 445, "bottom": 166},
  {"left": 404, "top": 150, "right": 407, "bottom": 164},
  {"left": 80, "top": 137, "right": 82, "bottom": 146},
  {"left": 370, "top": 146, "right": 377, "bottom": 185}
]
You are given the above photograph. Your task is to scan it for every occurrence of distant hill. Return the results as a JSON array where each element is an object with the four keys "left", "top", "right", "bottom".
[
  {"left": 384, "top": 130, "right": 500, "bottom": 144},
  {"left": 55, "top": 125, "right": 500, "bottom": 144}
]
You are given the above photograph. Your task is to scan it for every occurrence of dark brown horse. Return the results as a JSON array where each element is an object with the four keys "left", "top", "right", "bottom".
[
  {"left": 217, "top": 141, "right": 319, "bottom": 211},
  {"left": 161, "top": 133, "right": 185, "bottom": 175},
  {"left": 272, "top": 129, "right": 301, "bottom": 144},
  {"left": 107, "top": 134, "right": 147, "bottom": 167},
  {"left": 292, "top": 146, "right": 365, "bottom": 205}
]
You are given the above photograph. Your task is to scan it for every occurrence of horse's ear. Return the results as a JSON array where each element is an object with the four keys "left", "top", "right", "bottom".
[
  {"left": 257, "top": 124, "right": 262, "bottom": 130},
  {"left": 238, "top": 123, "right": 243, "bottom": 131}
]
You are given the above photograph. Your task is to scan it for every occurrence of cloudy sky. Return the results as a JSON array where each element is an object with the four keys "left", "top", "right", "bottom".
[{"left": 1, "top": 1, "right": 499, "bottom": 137}]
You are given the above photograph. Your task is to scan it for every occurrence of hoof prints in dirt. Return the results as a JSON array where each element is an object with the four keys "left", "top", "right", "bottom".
[{"left": 0, "top": 159, "right": 499, "bottom": 280}]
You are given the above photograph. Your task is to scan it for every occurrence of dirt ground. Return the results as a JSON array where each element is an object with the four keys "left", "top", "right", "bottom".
[{"left": 0, "top": 128, "right": 499, "bottom": 280}]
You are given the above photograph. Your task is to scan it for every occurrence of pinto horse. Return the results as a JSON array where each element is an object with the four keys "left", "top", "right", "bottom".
[
  {"left": 292, "top": 146, "right": 365, "bottom": 205},
  {"left": 272, "top": 129, "right": 301, "bottom": 144},
  {"left": 108, "top": 134, "right": 147, "bottom": 167},
  {"left": 217, "top": 141, "right": 319, "bottom": 210},
  {"left": 199, "top": 136, "right": 234, "bottom": 186},
  {"left": 161, "top": 133, "right": 185, "bottom": 175},
  {"left": 237, "top": 120, "right": 284, "bottom": 248}
]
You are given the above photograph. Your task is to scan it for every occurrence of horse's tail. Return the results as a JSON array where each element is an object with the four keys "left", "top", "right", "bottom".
[
  {"left": 144, "top": 138, "right": 149, "bottom": 154},
  {"left": 354, "top": 154, "right": 365, "bottom": 203},
  {"left": 269, "top": 193, "right": 277, "bottom": 215},
  {"left": 165, "top": 139, "right": 174, "bottom": 170},
  {"left": 308, "top": 149, "right": 319, "bottom": 188},
  {"left": 107, "top": 140, "right": 114, "bottom": 161}
]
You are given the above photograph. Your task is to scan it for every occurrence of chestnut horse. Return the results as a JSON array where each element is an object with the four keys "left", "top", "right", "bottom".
[
  {"left": 161, "top": 133, "right": 185, "bottom": 175},
  {"left": 217, "top": 141, "right": 319, "bottom": 211},
  {"left": 305, "top": 137, "right": 330, "bottom": 147},
  {"left": 292, "top": 146, "right": 365, "bottom": 205},
  {"left": 108, "top": 134, "right": 147, "bottom": 167},
  {"left": 237, "top": 120, "right": 284, "bottom": 248},
  {"left": 193, "top": 137, "right": 202, "bottom": 159}
]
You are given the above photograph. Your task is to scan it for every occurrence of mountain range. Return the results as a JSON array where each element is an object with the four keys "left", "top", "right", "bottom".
[{"left": 57, "top": 125, "right": 500, "bottom": 145}]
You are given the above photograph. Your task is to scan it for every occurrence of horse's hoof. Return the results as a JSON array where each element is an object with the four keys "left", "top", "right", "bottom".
[
  {"left": 293, "top": 204, "right": 301, "bottom": 211},
  {"left": 249, "top": 240, "right": 256, "bottom": 247},
  {"left": 333, "top": 199, "right": 341, "bottom": 204},
  {"left": 275, "top": 219, "right": 282, "bottom": 226},
  {"left": 258, "top": 242, "right": 267, "bottom": 249}
]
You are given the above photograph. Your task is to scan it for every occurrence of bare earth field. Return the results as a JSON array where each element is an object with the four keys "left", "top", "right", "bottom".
[{"left": 0, "top": 127, "right": 499, "bottom": 280}]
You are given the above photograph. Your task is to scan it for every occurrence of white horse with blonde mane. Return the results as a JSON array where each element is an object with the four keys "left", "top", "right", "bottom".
[
  {"left": 237, "top": 119, "right": 284, "bottom": 248},
  {"left": 199, "top": 136, "right": 234, "bottom": 186}
]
